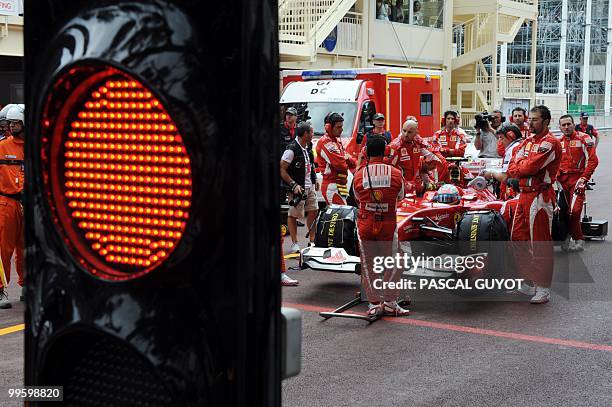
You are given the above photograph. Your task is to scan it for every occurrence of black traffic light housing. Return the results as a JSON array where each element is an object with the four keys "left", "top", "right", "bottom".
[{"left": 25, "top": 1, "right": 281, "bottom": 405}]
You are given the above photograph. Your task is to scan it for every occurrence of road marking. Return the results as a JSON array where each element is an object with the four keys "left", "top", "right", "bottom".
[
  {"left": 284, "top": 253, "right": 300, "bottom": 259},
  {"left": 283, "top": 302, "right": 612, "bottom": 353},
  {"left": 0, "top": 324, "right": 24, "bottom": 336}
]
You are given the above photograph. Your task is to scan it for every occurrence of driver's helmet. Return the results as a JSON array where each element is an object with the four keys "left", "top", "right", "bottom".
[{"left": 434, "top": 184, "right": 461, "bottom": 204}]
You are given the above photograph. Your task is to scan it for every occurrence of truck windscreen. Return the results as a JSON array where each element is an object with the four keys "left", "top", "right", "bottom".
[{"left": 281, "top": 102, "right": 357, "bottom": 138}]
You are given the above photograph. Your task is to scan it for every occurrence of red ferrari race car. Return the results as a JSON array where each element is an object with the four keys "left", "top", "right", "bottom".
[{"left": 301, "top": 172, "right": 516, "bottom": 281}]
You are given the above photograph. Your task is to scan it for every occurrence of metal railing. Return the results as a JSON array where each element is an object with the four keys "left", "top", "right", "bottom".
[
  {"left": 476, "top": 61, "right": 491, "bottom": 84},
  {"left": 498, "top": 14, "right": 517, "bottom": 36},
  {"left": 326, "top": 12, "right": 362, "bottom": 54},
  {"left": 279, "top": 0, "right": 352, "bottom": 48},
  {"left": 452, "top": 14, "right": 494, "bottom": 59},
  {"left": 498, "top": 74, "right": 531, "bottom": 95}
]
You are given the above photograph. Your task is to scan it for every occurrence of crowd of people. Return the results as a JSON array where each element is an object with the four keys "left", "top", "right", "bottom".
[
  {"left": 0, "top": 104, "right": 26, "bottom": 309},
  {"left": 279, "top": 104, "right": 600, "bottom": 314}
]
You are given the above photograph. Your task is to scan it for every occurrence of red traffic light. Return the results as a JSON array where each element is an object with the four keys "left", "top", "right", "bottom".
[{"left": 43, "top": 67, "right": 192, "bottom": 281}]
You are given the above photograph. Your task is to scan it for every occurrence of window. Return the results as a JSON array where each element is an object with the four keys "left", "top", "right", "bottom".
[
  {"left": 280, "top": 102, "right": 358, "bottom": 138},
  {"left": 379, "top": 1, "right": 444, "bottom": 28},
  {"left": 409, "top": 0, "right": 443, "bottom": 29},
  {"left": 420, "top": 94, "right": 432, "bottom": 116},
  {"left": 359, "top": 101, "right": 377, "bottom": 133}
]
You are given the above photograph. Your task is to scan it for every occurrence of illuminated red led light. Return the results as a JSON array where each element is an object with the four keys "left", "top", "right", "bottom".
[{"left": 45, "top": 70, "right": 192, "bottom": 280}]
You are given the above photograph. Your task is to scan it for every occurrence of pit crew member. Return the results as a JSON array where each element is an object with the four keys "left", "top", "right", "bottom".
[
  {"left": 507, "top": 105, "right": 562, "bottom": 305},
  {"left": 557, "top": 114, "right": 599, "bottom": 252},
  {"left": 430, "top": 110, "right": 467, "bottom": 158},
  {"left": 353, "top": 137, "right": 407, "bottom": 317},
  {"left": 385, "top": 119, "right": 445, "bottom": 195},
  {"left": 316, "top": 112, "right": 356, "bottom": 205},
  {"left": 511, "top": 107, "right": 531, "bottom": 138}
]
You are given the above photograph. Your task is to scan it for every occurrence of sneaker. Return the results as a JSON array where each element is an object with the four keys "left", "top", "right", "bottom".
[
  {"left": 507, "top": 281, "right": 536, "bottom": 296},
  {"left": 289, "top": 242, "right": 301, "bottom": 253},
  {"left": 281, "top": 274, "right": 299, "bottom": 287},
  {"left": 382, "top": 301, "right": 410, "bottom": 317},
  {"left": 367, "top": 303, "right": 382, "bottom": 318},
  {"left": 530, "top": 287, "right": 550, "bottom": 304},
  {"left": 297, "top": 220, "right": 305, "bottom": 227},
  {"left": 561, "top": 236, "right": 572, "bottom": 252},
  {"left": 572, "top": 239, "right": 585, "bottom": 252},
  {"left": 0, "top": 289, "right": 11, "bottom": 309}
]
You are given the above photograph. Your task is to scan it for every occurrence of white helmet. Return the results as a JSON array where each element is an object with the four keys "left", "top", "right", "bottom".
[
  {"left": 434, "top": 184, "right": 461, "bottom": 204},
  {"left": 6, "top": 105, "right": 24, "bottom": 123},
  {"left": 0, "top": 104, "right": 14, "bottom": 122}
]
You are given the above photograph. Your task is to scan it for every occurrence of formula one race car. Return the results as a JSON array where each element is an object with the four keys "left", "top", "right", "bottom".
[{"left": 301, "top": 175, "right": 515, "bottom": 281}]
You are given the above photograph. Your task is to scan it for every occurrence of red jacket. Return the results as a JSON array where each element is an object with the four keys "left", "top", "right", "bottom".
[
  {"left": 516, "top": 122, "right": 530, "bottom": 139},
  {"left": 430, "top": 127, "right": 467, "bottom": 157},
  {"left": 557, "top": 131, "right": 598, "bottom": 181},
  {"left": 353, "top": 157, "right": 404, "bottom": 216},
  {"left": 507, "top": 131, "right": 562, "bottom": 191},
  {"left": 385, "top": 135, "right": 443, "bottom": 183},
  {"left": 315, "top": 134, "right": 356, "bottom": 184}
]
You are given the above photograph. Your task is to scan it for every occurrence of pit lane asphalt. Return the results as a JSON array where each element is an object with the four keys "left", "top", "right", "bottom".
[
  {"left": 0, "top": 265, "right": 24, "bottom": 407},
  {"left": 281, "top": 135, "right": 612, "bottom": 407}
]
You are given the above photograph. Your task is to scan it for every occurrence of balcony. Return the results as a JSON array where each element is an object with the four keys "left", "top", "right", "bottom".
[
  {"left": 370, "top": 20, "right": 445, "bottom": 67},
  {"left": 279, "top": 0, "right": 358, "bottom": 61},
  {"left": 454, "top": 0, "right": 537, "bottom": 17},
  {"left": 317, "top": 11, "right": 363, "bottom": 56}
]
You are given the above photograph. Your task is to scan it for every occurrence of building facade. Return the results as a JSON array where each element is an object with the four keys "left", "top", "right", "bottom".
[
  {"left": 279, "top": 0, "right": 537, "bottom": 126},
  {"left": 0, "top": 0, "right": 24, "bottom": 105}
]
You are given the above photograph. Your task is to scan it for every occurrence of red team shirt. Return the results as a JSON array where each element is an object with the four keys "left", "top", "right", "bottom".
[{"left": 429, "top": 127, "right": 467, "bottom": 157}]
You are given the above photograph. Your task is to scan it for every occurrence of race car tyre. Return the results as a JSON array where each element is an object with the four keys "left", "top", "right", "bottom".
[
  {"left": 313, "top": 205, "right": 359, "bottom": 256},
  {"left": 552, "top": 188, "right": 570, "bottom": 243},
  {"left": 454, "top": 209, "right": 510, "bottom": 283},
  {"left": 346, "top": 183, "right": 357, "bottom": 208}
]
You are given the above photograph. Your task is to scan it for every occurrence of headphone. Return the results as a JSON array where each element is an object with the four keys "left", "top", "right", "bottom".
[
  {"left": 441, "top": 110, "right": 460, "bottom": 127},
  {"left": 324, "top": 112, "right": 331, "bottom": 133},
  {"left": 491, "top": 110, "right": 506, "bottom": 124},
  {"left": 496, "top": 123, "right": 522, "bottom": 141},
  {"left": 325, "top": 112, "right": 343, "bottom": 134}
]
